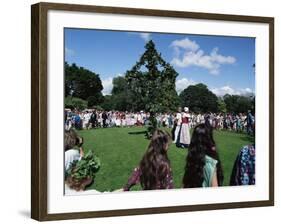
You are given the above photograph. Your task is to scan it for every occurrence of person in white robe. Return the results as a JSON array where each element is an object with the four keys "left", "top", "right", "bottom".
[
  {"left": 177, "top": 107, "right": 191, "bottom": 148},
  {"left": 173, "top": 107, "right": 182, "bottom": 143}
]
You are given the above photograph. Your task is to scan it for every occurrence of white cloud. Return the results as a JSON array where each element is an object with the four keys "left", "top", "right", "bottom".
[
  {"left": 211, "top": 86, "right": 236, "bottom": 96},
  {"left": 244, "top": 88, "right": 252, "bottom": 93},
  {"left": 211, "top": 85, "right": 254, "bottom": 96},
  {"left": 101, "top": 77, "right": 113, "bottom": 95},
  {"left": 171, "top": 37, "right": 199, "bottom": 52},
  {"left": 65, "top": 47, "right": 75, "bottom": 57},
  {"left": 170, "top": 37, "right": 236, "bottom": 75},
  {"left": 211, "top": 48, "right": 236, "bottom": 64},
  {"left": 176, "top": 78, "right": 197, "bottom": 93},
  {"left": 128, "top": 32, "right": 151, "bottom": 42},
  {"left": 101, "top": 74, "right": 124, "bottom": 95}
]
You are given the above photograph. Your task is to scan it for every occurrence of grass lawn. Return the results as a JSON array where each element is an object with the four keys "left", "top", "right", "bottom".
[{"left": 77, "top": 127, "right": 254, "bottom": 192}]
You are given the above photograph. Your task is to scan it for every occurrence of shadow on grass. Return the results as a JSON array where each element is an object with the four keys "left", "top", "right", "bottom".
[{"left": 128, "top": 131, "right": 147, "bottom": 135}]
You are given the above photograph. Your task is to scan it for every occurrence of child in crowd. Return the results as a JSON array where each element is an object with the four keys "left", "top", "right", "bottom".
[
  {"left": 183, "top": 124, "right": 224, "bottom": 188},
  {"left": 64, "top": 129, "right": 84, "bottom": 172},
  {"left": 123, "top": 129, "right": 173, "bottom": 191}
]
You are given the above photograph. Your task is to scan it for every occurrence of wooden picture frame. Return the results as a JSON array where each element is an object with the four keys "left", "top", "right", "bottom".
[{"left": 31, "top": 2, "right": 274, "bottom": 221}]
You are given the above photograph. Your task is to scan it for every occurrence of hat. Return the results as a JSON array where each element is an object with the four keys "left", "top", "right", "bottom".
[{"left": 184, "top": 107, "right": 189, "bottom": 112}]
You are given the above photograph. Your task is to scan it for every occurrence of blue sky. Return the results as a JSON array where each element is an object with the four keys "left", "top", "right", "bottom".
[{"left": 65, "top": 28, "right": 255, "bottom": 96}]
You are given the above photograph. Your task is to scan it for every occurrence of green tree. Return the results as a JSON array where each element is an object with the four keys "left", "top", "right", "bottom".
[
  {"left": 223, "top": 94, "right": 238, "bottom": 112},
  {"left": 111, "top": 76, "right": 134, "bottom": 111},
  {"left": 217, "top": 97, "right": 227, "bottom": 113},
  {"left": 100, "top": 95, "right": 114, "bottom": 111},
  {"left": 223, "top": 94, "right": 254, "bottom": 113},
  {"left": 87, "top": 93, "right": 104, "bottom": 108},
  {"left": 179, "top": 83, "right": 218, "bottom": 113},
  {"left": 65, "top": 96, "right": 88, "bottom": 110},
  {"left": 125, "top": 40, "right": 179, "bottom": 137},
  {"left": 112, "top": 76, "right": 127, "bottom": 95},
  {"left": 65, "top": 62, "right": 104, "bottom": 106}
]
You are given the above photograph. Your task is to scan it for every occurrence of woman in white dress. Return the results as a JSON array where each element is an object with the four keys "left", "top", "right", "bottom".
[{"left": 177, "top": 107, "right": 191, "bottom": 148}]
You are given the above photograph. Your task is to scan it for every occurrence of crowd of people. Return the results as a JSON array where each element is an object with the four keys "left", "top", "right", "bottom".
[
  {"left": 64, "top": 108, "right": 255, "bottom": 135},
  {"left": 123, "top": 124, "right": 255, "bottom": 191},
  {"left": 65, "top": 123, "right": 255, "bottom": 192},
  {"left": 64, "top": 109, "right": 149, "bottom": 130},
  {"left": 64, "top": 106, "right": 255, "bottom": 192}
]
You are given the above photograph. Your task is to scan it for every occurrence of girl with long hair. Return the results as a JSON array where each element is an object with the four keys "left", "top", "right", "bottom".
[
  {"left": 183, "top": 123, "right": 224, "bottom": 188},
  {"left": 123, "top": 129, "right": 173, "bottom": 190}
]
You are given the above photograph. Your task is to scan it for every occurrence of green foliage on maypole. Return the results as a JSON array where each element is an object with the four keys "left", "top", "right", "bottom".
[{"left": 125, "top": 40, "right": 179, "bottom": 138}]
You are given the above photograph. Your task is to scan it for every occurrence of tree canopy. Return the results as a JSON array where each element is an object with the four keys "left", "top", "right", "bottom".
[
  {"left": 111, "top": 76, "right": 134, "bottom": 111},
  {"left": 65, "top": 96, "right": 88, "bottom": 110},
  {"left": 179, "top": 83, "right": 218, "bottom": 113},
  {"left": 65, "top": 62, "right": 104, "bottom": 107},
  {"left": 223, "top": 94, "right": 255, "bottom": 114},
  {"left": 125, "top": 40, "right": 179, "bottom": 136},
  {"left": 125, "top": 40, "right": 179, "bottom": 113}
]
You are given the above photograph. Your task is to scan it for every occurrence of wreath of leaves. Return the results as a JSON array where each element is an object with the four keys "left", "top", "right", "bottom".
[{"left": 66, "top": 150, "right": 101, "bottom": 181}]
